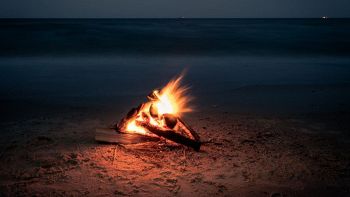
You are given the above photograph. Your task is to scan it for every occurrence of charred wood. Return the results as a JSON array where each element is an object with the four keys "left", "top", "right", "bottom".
[
  {"left": 95, "top": 128, "right": 159, "bottom": 144},
  {"left": 136, "top": 121, "right": 201, "bottom": 151}
]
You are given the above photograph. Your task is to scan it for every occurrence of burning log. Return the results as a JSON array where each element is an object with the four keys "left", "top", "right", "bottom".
[
  {"left": 95, "top": 128, "right": 159, "bottom": 144},
  {"left": 178, "top": 117, "right": 200, "bottom": 142},
  {"left": 149, "top": 104, "right": 158, "bottom": 118},
  {"left": 115, "top": 103, "right": 144, "bottom": 129},
  {"left": 163, "top": 114, "right": 177, "bottom": 129},
  {"left": 96, "top": 74, "right": 202, "bottom": 151},
  {"left": 147, "top": 89, "right": 160, "bottom": 101},
  {"left": 136, "top": 121, "right": 201, "bottom": 151}
]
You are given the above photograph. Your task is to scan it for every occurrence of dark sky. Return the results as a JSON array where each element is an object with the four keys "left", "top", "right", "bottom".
[{"left": 1, "top": 0, "right": 349, "bottom": 18}]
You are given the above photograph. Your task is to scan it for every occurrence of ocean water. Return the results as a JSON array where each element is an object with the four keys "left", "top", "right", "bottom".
[
  {"left": 0, "top": 19, "right": 350, "bottom": 118},
  {"left": 1, "top": 18, "right": 350, "bottom": 57}
]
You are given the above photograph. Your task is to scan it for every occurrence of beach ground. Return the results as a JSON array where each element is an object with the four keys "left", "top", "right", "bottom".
[{"left": 0, "top": 106, "right": 349, "bottom": 196}]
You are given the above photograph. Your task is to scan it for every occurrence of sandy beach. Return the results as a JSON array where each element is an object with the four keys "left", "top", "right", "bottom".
[{"left": 0, "top": 104, "right": 349, "bottom": 196}]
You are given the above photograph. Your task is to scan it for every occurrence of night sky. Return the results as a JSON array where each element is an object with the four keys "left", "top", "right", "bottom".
[{"left": 0, "top": 0, "right": 350, "bottom": 18}]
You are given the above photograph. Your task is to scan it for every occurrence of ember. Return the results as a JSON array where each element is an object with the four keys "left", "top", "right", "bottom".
[{"left": 96, "top": 74, "right": 201, "bottom": 151}]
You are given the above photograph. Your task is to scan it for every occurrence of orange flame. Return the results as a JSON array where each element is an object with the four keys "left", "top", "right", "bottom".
[{"left": 125, "top": 74, "right": 192, "bottom": 135}]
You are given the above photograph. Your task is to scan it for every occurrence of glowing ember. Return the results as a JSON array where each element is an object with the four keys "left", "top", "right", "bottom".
[{"left": 123, "top": 74, "right": 192, "bottom": 135}]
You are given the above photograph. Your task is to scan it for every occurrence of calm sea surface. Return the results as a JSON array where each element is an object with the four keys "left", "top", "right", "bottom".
[{"left": 0, "top": 19, "right": 350, "bottom": 117}]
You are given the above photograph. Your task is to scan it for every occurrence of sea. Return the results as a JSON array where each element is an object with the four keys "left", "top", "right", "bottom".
[{"left": 0, "top": 19, "right": 350, "bottom": 118}]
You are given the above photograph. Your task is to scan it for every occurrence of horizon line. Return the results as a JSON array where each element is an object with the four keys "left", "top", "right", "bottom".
[{"left": 1, "top": 17, "right": 349, "bottom": 19}]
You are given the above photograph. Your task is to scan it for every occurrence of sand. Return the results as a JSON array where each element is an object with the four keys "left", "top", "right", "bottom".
[{"left": 0, "top": 107, "right": 349, "bottom": 196}]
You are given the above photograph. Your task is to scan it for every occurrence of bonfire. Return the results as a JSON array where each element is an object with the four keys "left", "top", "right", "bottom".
[{"left": 96, "top": 74, "right": 201, "bottom": 151}]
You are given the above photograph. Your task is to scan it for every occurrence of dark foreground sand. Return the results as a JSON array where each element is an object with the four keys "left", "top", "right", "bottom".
[{"left": 0, "top": 107, "right": 349, "bottom": 196}]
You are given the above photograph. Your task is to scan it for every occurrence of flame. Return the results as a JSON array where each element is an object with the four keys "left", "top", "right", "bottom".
[
  {"left": 124, "top": 74, "right": 192, "bottom": 135},
  {"left": 155, "top": 75, "right": 191, "bottom": 116}
]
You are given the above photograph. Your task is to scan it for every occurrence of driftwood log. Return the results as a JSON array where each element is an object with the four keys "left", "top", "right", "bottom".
[
  {"left": 177, "top": 117, "right": 201, "bottom": 141},
  {"left": 95, "top": 128, "right": 159, "bottom": 144},
  {"left": 136, "top": 121, "right": 201, "bottom": 151}
]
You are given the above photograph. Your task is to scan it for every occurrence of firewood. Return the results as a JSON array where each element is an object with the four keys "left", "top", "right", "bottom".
[
  {"left": 177, "top": 117, "right": 201, "bottom": 141},
  {"left": 136, "top": 121, "right": 201, "bottom": 151},
  {"left": 115, "top": 103, "right": 143, "bottom": 130},
  {"left": 163, "top": 114, "right": 177, "bottom": 129},
  {"left": 147, "top": 89, "right": 160, "bottom": 101},
  {"left": 149, "top": 104, "right": 158, "bottom": 118},
  {"left": 95, "top": 128, "right": 159, "bottom": 144}
]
